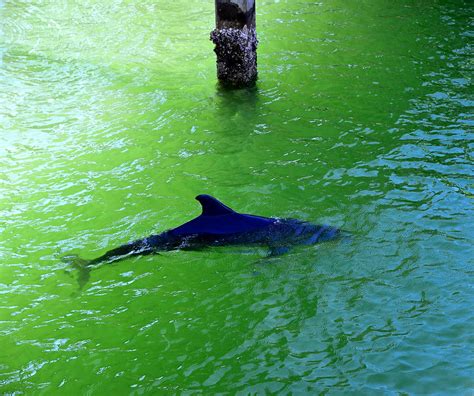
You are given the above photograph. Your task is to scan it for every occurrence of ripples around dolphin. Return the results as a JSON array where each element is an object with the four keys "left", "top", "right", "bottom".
[{"left": 0, "top": 0, "right": 473, "bottom": 393}]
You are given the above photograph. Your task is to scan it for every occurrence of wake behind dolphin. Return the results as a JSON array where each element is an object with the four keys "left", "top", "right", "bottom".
[{"left": 64, "top": 194, "right": 342, "bottom": 288}]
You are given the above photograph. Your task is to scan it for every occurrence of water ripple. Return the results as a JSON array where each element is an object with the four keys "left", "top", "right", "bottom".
[{"left": 1, "top": 0, "right": 473, "bottom": 393}]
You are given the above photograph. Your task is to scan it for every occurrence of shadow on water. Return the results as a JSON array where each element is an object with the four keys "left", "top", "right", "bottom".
[{"left": 213, "top": 83, "right": 260, "bottom": 130}]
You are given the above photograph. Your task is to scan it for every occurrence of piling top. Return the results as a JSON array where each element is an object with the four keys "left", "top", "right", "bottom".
[{"left": 215, "top": 0, "right": 256, "bottom": 29}]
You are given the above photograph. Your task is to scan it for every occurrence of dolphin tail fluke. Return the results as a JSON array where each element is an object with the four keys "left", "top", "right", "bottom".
[{"left": 62, "top": 255, "right": 92, "bottom": 290}]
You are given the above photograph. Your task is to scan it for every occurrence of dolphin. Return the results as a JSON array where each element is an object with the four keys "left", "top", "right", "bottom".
[{"left": 64, "top": 194, "right": 342, "bottom": 288}]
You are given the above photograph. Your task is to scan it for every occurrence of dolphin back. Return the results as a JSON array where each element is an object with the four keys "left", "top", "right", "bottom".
[{"left": 171, "top": 195, "right": 276, "bottom": 236}]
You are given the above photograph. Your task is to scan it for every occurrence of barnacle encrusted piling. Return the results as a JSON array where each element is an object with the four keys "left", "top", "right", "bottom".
[{"left": 210, "top": 26, "right": 258, "bottom": 87}]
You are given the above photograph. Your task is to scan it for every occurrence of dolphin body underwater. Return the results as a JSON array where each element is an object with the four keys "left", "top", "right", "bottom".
[{"left": 65, "top": 194, "right": 342, "bottom": 287}]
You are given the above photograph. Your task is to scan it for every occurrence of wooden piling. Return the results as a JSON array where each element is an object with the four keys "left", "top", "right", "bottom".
[{"left": 210, "top": 0, "right": 258, "bottom": 88}]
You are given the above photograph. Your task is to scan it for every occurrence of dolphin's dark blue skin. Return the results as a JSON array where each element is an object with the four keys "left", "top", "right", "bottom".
[
  {"left": 87, "top": 194, "right": 340, "bottom": 263},
  {"left": 65, "top": 195, "right": 341, "bottom": 288}
]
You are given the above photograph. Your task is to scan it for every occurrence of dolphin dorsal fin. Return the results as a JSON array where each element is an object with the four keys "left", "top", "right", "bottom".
[{"left": 196, "top": 195, "right": 235, "bottom": 216}]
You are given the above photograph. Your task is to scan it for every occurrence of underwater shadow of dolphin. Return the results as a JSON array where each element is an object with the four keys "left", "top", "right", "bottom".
[{"left": 63, "top": 194, "right": 343, "bottom": 289}]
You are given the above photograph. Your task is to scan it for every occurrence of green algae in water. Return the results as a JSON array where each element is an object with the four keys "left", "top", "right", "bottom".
[{"left": 0, "top": 0, "right": 473, "bottom": 393}]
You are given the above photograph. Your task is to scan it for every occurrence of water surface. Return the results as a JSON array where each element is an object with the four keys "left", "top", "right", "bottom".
[{"left": 1, "top": 0, "right": 473, "bottom": 393}]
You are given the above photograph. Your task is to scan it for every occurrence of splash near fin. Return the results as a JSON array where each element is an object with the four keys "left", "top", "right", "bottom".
[
  {"left": 62, "top": 255, "right": 91, "bottom": 290},
  {"left": 195, "top": 194, "right": 235, "bottom": 216}
]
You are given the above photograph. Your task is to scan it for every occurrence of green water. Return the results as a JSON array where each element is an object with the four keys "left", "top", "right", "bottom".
[{"left": 1, "top": 0, "right": 473, "bottom": 393}]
